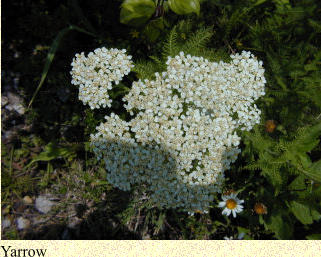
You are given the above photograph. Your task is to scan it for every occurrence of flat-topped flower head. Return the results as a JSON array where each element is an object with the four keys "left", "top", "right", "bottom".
[
  {"left": 219, "top": 192, "right": 244, "bottom": 218},
  {"left": 89, "top": 50, "right": 265, "bottom": 213},
  {"left": 70, "top": 47, "right": 133, "bottom": 109}
]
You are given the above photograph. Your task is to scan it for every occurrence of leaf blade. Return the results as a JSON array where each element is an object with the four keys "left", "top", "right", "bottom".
[
  {"left": 120, "top": 0, "right": 156, "bottom": 27},
  {"left": 168, "top": 0, "right": 200, "bottom": 16},
  {"left": 28, "top": 25, "right": 96, "bottom": 108}
]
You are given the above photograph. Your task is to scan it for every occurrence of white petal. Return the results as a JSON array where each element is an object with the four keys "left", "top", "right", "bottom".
[
  {"left": 222, "top": 195, "right": 228, "bottom": 201},
  {"left": 238, "top": 232, "right": 245, "bottom": 239},
  {"left": 230, "top": 193, "right": 237, "bottom": 198},
  {"left": 232, "top": 210, "right": 237, "bottom": 218},
  {"left": 222, "top": 208, "right": 228, "bottom": 216},
  {"left": 222, "top": 208, "right": 232, "bottom": 216},
  {"left": 235, "top": 206, "right": 243, "bottom": 212},
  {"left": 218, "top": 202, "right": 226, "bottom": 208}
]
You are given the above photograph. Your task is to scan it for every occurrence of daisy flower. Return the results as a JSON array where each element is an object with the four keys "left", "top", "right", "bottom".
[
  {"left": 223, "top": 233, "right": 245, "bottom": 240},
  {"left": 218, "top": 193, "right": 244, "bottom": 218}
]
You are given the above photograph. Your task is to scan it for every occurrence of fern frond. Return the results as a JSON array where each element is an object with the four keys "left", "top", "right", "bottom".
[
  {"left": 308, "top": 19, "right": 321, "bottom": 33},
  {"left": 242, "top": 162, "right": 262, "bottom": 171},
  {"left": 268, "top": 90, "right": 288, "bottom": 100},
  {"left": 149, "top": 55, "right": 165, "bottom": 71},
  {"left": 162, "top": 26, "right": 179, "bottom": 59},
  {"left": 182, "top": 27, "right": 213, "bottom": 55},
  {"left": 177, "top": 19, "right": 193, "bottom": 34},
  {"left": 133, "top": 59, "right": 159, "bottom": 79},
  {"left": 260, "top": 162, "right": 283, "bottom": 189},
  {"left": 289, "top": 122, "right": 321, "bottom": 153}
]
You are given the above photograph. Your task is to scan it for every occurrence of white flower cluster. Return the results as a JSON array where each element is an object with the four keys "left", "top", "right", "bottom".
[
  {"left": 70, "top": 47, "right": 133, "bottom": 109},
  {"left": 90, "top": 51, "right": 266, "bottom": 212}
]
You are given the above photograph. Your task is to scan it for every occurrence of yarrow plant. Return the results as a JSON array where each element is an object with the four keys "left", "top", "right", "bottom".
[
  {"left": 70, "top": 47, "right": 133, "bottom": 109},
  {"left": 71, "top": 47, "right": 266, "bottom": 213}
]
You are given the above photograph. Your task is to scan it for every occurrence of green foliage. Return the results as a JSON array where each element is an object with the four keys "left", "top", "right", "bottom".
[
  {"left": 3, "top": 229, "right": 20, "bottom": 240},
  {"left": 1, "top": 142, "right": 40, "bottom": 202},
  {"left": 26, "top": 142, "right": 80, "bottom": 168},
  {"left": 120, "top": 0, "right": 201, "bottom": 42},
  {"left": 168, "top": 0, "right": 200, "bottom": 16},
  {"left": 133, "top": 20, "right": 227, "bottom": 79},
  {"left": 53, "top": 160, "right": 111, "bottom": 203},
  {"left": 213, "top": 0, "right": 321, "bottom": 239},
  {"left": 288, "top": 201, "right": 314, "bottom": 225},
  {"left": 262, "top": 210, "right": 293, "bottom": 239},
  {"left": 306, "top": 234, "right": 321, "bottom": 240},
  {"left": 120, "top": 0, "right": 156, "bottom": 27},
  {"left": 243, "top": 121, "right": 321, "bottom": 196},
  {"left": 142, "top": 18, "right": 166, "bottom": 42}
]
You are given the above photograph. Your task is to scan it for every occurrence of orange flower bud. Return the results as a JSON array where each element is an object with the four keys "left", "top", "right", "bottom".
[
  {"left": 254, "top": 203, "right": 268, "bottom": 215},
  {"left": 265, "top": 120, "right": 276, "bottom": 133}
]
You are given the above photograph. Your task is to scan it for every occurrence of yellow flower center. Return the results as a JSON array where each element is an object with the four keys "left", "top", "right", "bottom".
[{"left": 226, "top": 199, "right": 237, "bottom": 209}]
